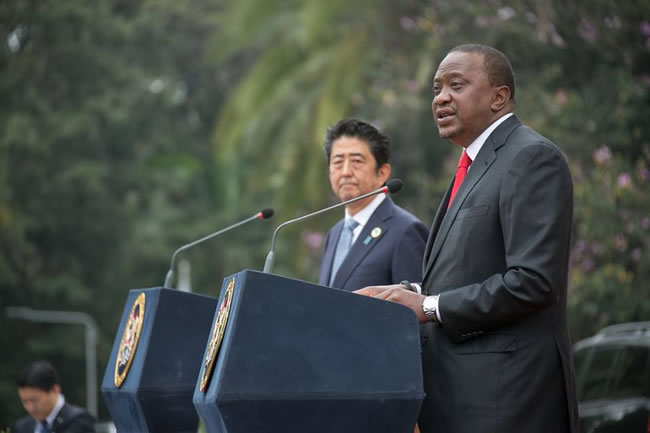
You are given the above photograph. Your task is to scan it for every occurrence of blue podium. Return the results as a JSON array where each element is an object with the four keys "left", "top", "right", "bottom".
[
  {"left": 193, "top": 270, "right": 424, "bottom": 433},
  {"left": 101, "top": 288, "right": 217, "bottom": 433}
]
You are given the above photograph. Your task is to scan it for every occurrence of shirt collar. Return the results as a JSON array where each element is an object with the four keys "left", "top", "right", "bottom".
[
  {"left": 344, "top": 193, "right": 386, "bottom": 228},
  {"left": 45, "top": 394, "right": 65, "bottom": 428},
  {"left": 465, "top": 112, "right": 514, "bottom": 161}
]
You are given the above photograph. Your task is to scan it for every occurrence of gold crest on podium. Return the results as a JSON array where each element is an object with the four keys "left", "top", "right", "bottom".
[
  {"left": 200, "top": 277, "right": 235, "bottom": 392},
  {"left": 114, "top": 292, "right": 146, "bottom": 387}
]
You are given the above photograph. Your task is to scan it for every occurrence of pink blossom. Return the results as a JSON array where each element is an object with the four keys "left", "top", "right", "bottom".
[
  {"left": 639, "top": 166, "right": 649, "bottom": 181},
  {"left": 641, "top": 217, "right": 650, "bottom": 230},
  {"left": 497, "top": 7, "right": 516, "bottom": 21},
  {"left": 591, "top": 243, "right": 603, "bottom": 254},
  {"left": 400, "top": 17, "right": 415, "bottom": 30},
  {"left": 405, "top": 80, "right": 419, "bottom": 92},
  {"left": 301, "top": 230, "right": 323, "bottom": 251},
  {"left": 578, "top": 18, "right": 600, "bottom": 42},
  {"left": 617, "top": 173, "right": 632, "bottom": 189},
  {"left": 554, "top": 90, "right": 568, "bottom": 106},
  {"left": 641, "top": 21, "right": 650, "bottom": 37},
  {"left": 593, "top": 145, "right": 612, "bottom": 165}
]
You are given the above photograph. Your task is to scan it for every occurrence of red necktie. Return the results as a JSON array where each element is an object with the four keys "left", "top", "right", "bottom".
[{"left": 447, "top": 151, "right": 472, "bottom": 209}]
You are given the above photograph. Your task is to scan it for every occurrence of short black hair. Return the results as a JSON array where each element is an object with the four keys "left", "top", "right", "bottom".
[
  {"left": 17, "top": 361, "right": 59, "bottom": 392},
  {"left": 449, "top": 44, "right": 516, "bottom": 101},
  {"left": 323, "top": 118, "right": 390, "bottom": 171}
]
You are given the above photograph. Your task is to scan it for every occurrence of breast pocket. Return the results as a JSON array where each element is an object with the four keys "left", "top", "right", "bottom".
[{"left": 456, "top": 204, "right": 489, "bottom": 219}]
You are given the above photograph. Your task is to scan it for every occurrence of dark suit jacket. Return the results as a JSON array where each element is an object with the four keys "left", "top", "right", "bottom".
[
  {"left": 15, "top": 402, "right": 96, "bottom": 433},
  {"left": 319, "top": 196, "right": 428, "bottom": 291},
  {"left": 418, "top": 115, "right": 579, "bottom": 433}
]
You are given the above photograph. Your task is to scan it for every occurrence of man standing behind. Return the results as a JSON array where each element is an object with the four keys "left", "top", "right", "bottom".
[
  {"left": 319, "top": 118, "right": 428, "bottom": 291},
  {"left": 358, "top": 45, "right": 579, "bottom": 433},
  {"left": 15, "top": 360, "right": 95, "bottom": 433}
]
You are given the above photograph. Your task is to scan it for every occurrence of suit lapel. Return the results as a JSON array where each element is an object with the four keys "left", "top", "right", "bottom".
[
  {"left": 423, "top": 115, "right": 521, "bottom": 282},
  {"left": 50, "top": 402, "right": 69, "bottom": 432},
  {"left": 422, "top": 177, "right": 454, "bottom": 276},
  {"left": 321, "top": 221, "right": 344, "bottom": 285},
  {"left": 333, "top": 197, "right": 394, "bottom": 288}
]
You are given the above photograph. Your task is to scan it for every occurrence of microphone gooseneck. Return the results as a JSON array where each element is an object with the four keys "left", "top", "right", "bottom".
[
  {"left": 262, "top": 179, "right": 404, "bottom": 274},
  {"left": 163, "top": 208, "right": 274, "bottom": 288}
]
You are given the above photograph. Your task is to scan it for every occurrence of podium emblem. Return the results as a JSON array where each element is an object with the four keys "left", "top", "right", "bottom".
[
  {"left": 200, "top": 277, "right": 235, "bottom": 392},
  {"left": 114, "top": 292, "right": 146, "bottom": 387}
]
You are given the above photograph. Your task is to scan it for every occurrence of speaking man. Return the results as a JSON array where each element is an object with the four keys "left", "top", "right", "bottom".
[
  {"left": 358, "top": 45, "right": 579, "bottom": 433},
  {"left": 319, "top": 118, "right": 428, "bottom": 291}
]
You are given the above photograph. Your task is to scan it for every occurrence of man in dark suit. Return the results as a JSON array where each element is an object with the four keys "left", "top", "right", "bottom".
[
  {"left": 358, "top": 45, "right": 579, "bottom": 433},
  {"left": 319, "top": 118, "right": 428, "bottom": 291},
  {"left": 15, "top": 360, "right": 95, "bottom": 433}
]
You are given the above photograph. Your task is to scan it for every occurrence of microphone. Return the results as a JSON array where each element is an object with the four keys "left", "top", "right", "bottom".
[
  {"left": 262, "top": 179, "right": 403, "bottom": 274},
  {"left": 163, "top": 208, "right": 274, "bottom": 288}
]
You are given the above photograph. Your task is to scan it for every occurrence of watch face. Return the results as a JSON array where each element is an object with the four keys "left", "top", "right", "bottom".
[{"left": 422, "top": 296, "right": 438, "bottom": 322}]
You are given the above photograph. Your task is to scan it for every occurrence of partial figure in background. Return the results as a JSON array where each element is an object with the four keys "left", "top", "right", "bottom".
[
  {"left": 319, "top": 118, "right": 428, "bottom": 291},
  {"left": 15, "top": 360, "right": 95, "bottom": 433}
]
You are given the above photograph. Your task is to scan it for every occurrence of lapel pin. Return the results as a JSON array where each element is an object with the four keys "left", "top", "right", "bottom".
[
  {"left": 363, "top": 235, "right": 372, "bottom": 245},
  {"left": 371, "top": 227, "right": 382, "bottom": 239}
]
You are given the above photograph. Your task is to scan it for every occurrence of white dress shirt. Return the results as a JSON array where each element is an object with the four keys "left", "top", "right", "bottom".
[
  {"left": 343, "top": 193, "right": 386, "bottom": 244},
  {"left": 35, "top": 394, "right": 64, "bottom": 433},
  {"left": 421, "top": 112, "right": 514, "bottom": 323}
]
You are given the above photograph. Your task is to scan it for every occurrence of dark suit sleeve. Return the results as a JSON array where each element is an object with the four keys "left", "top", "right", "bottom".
[
  {"left": 390, "top": 219, "right": 429, "bottom": 284},
  {"left": 440, "top": 142, "right": 573, "bottom": 341},
  {"left": 14, "top": 416, "right": 34, "bottom": 433},
  {"left": 59, "top": 405, "right": 96, "bottom": 433}
]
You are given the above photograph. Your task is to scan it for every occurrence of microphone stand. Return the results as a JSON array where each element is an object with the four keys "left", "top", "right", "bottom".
[
  {"left": 263, "top": 180, "right": 402, "bottom": 274},
  {"left": 164, "top": 210, "right": 273, "bottom": 288}
]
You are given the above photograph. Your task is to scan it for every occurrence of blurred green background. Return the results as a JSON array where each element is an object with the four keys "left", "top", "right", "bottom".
[{"left": 1, "top": 0, "right": 648, "bottom": 425}]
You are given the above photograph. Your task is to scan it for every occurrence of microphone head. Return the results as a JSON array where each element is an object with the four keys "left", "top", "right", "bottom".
[
  {"left": 385, "top": 179, "right": 404, "bottom": 194},
  {"left": 259, "top": 208, "right": 274, "bottom": 219}
]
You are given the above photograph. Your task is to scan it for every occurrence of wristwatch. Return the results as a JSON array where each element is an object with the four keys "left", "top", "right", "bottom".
[{"left": 422, "top": 295, "right": 440, "bottom": 324}]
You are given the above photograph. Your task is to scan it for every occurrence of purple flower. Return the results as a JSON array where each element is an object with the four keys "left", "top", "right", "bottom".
[
  {"left": 301, "top": 230, "right": 323, "bottom": 251},
  {"left": 578, "top": 18, "right": 600, "bottom": 42},
  {"left": 574, "top": 239, "right": 588, "bottom": 254},
  {"left": 617, "top": 173, "right": 632, "bottom": 189},
  {"left": 405, "top": 80, "right": 419, "bottom": 92},
  {"left": 400, "top": 17, "right": 415, "bottom": 30},
  {"left": 640, "top": 166, "right": 649, "bottom": 181},
  {"left": 631, "top": 248, "right": 642, "bottom": 261},
  {"left": 554, "top": 90, "right": 568, "bottom": 106},
  {"left": 574, "top": 239, "right": 589, "bottom": 254},
  {"left": 593, "top": 145, "right": 612, "bottom": 165},
  {"left": 604, "top": 16, "right": 621, "bottom": 29},
  {"left": 581, "top": 258, "right": 595, "bottom": 272},
  {"left": 641, "top": 21, "right": 650, "bottom": 37},
  {"left": 641, "top": 217, "right": 650, "bottom": 230},
  {"left": 591, "top": 243, "right": 603, "bottom": 254},
  {"left": 497, "top": 7, "right": 516, "bottom": 21}
]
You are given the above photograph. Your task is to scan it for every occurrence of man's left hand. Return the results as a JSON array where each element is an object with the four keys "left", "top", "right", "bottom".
[{"left": 355, "top": 285, "right": 428, "bottom": 323}]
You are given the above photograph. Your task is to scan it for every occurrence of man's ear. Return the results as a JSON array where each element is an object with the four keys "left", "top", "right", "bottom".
[
  {"left": 491, "top": 85, "right": 511, "bottom": 112},
  {"left": 378, "top": 163, "right": 391, "bottom": 183}
]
